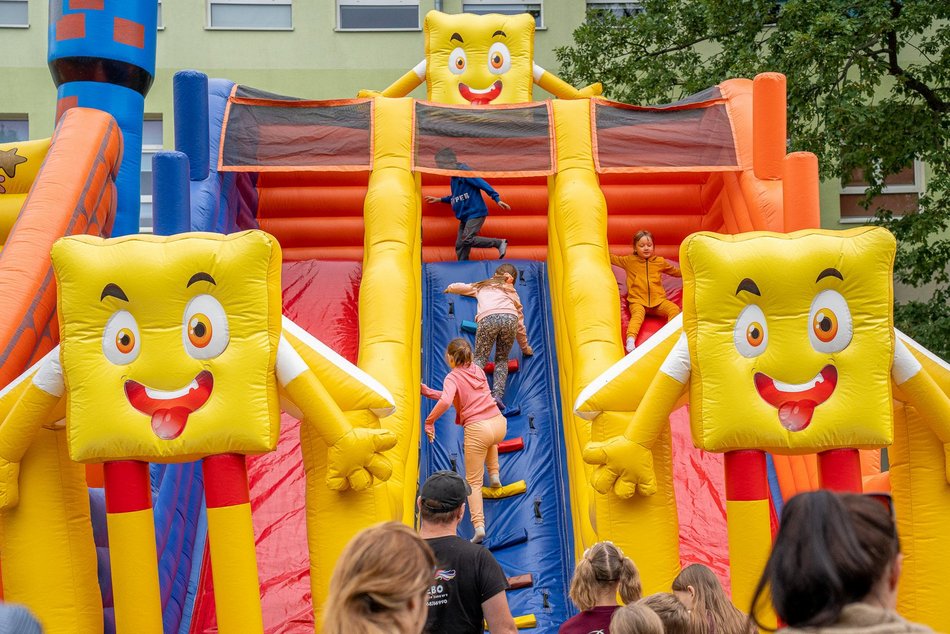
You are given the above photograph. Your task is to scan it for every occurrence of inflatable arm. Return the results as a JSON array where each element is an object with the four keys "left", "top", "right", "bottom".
[
  {"left": 358, "top": 60, "right": 426, "bottom": 98},
  {"left": 533, "top": 63, "right": 602, "bottom": 99},
  {"left": 579, "top": 332, "right": 691, "bottom": 498}
]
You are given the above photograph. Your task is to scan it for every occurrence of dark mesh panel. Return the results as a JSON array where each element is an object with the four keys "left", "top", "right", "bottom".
[
  {"left": 220, "top": 97, "right": 372, "bottom": 171},
  {"left": 233, "top": 85, "right": 303, "bottom": 101},
  {"left": 414, "top": 102, "right": 554, "bottom": 177},
  {"left": 593, "top": 97, "right": 739, "bottom": 172}
]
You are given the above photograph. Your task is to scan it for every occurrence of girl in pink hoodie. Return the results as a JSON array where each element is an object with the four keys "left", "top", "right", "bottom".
[{"left": 422, "top": 338, "right": 506, "bottom": 544}]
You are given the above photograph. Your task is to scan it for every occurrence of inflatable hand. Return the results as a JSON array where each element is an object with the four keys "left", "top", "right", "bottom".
[
  {"left": 357, "top": 89, "right": 383, "bottom": 98},
  {"left": 0, "top": 457, "right": 21, "bottom": 509},
  {"left": 326, "top": 427, "right": 398, "bottom": 492},
  {"left": 582, "top": 436, "right": 657, "bottom": 498},
  {"left": 578, "top": 82, "right": 603, "bottom": 98}
]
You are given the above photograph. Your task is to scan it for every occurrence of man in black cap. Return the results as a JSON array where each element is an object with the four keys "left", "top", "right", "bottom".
[{"left": 419, "top": 470, "right": 517, "bottom": 634}]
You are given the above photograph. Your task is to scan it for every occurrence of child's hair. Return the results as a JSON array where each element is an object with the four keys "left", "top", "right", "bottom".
[
  {"left": 633, "top": 229, "right": 654, "bottom": 246},
  {"left": 323, "top": 521, "right": 436, "bottom": 634},
  {"left": 472, "top": 264, "right": 519, "bottom": 291},
  {"left": 435, "top": 147, "right": 458, "bottom": 168},
  {"left": 749, "top": 491, "right": 899, "bottom": 630},
  {"left": 639, "top": 593, "right": 693, "bottom": 634},
  {"left": 445, "top": 337, "right": 473, "bottom": 367},
  {"left": 568, "top": 541, "right": 642, "bottom": 612},
  {"left": 674, "top": 564, "right": 753, "bottom": 634},
  {"left": 610, "top": 603, "right": 664, "bottom": 634}
]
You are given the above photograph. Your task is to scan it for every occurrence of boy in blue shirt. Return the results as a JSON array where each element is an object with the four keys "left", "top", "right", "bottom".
[{"left": 425, "top": 148, "right": 511, "bottom": 261}]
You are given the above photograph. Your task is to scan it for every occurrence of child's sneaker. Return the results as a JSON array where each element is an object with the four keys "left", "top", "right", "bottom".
[
  {"left": 498, "top": 239, "right": 508, "bottom": 259},
  {"left": 472, "top": 526, "right": 486, "bottom": 544},
  {"left": 625, "top": 336, "right": 636, "bottom": 353},
  {"left": 489, "top": 474, "right": 502, "bottom": 488}
]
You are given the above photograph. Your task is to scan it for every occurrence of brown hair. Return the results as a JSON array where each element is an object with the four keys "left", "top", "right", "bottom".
[
  {"left": 445, "top": 338, "right": 473, "bottom": 367},
  {"left": 323, "top": 522, "right": 436, "bottom": 634},
  {"left": 568, "top": 541, "right": 642, "bottom": 612},
  {"left": 674, "top": 564, "right": 754, "bottom": 634},
  {"left": 610, "top": 603, "right": 664, "bottom": 634},
  {"left": 749, "top": 491, "right": 900, "bottom": 629},
  {"left": 471, "top": 264, "right": 519, "bottom": 291},
  {"left": 639, "top": 593, "right": 694, "bottom": 634},
  {"left": 633, "top": 229, "right": 654, "bottom": 247}
]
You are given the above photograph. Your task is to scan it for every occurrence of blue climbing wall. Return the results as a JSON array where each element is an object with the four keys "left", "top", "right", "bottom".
[{"left": 421, "top": 260, "right": 575, "bottom": 631}]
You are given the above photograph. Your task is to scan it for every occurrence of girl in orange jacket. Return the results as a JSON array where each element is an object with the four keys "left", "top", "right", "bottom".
[{"left": 609, "top": 230, "right": 681, "bottom": 352}]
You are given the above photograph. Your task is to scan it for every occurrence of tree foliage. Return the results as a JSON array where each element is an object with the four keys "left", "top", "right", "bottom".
[{"left": 557, "top": 0, "right": 950, "bottom": 359}]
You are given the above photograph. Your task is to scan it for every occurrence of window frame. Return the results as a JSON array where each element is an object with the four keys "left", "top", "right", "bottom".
[
  {"left": 335, "top": 0, "right": 421, "bottom": 33},
  {"left": 0, "top": 115, "right": 29, "bottom": 143},
  {"left": 206, "top": 0, "right": 293, "bottom": 32},
  {"left": 0, "top": 0, "right": 29, "bottom": 28},
  {"left": 584, "top": 0, "right": 645, "bottom": 18},
  {"left": 157, "top": 0, "right": 164, "bottom": 31},
  {"left": 838, "top": 159, "right": 925, "bottom": 224},
  {"left": 461, "top": 0, "right": 544, "bottom": 30},
  {"left": 139, "top": 115, "right": 164, "bottom": 234}
]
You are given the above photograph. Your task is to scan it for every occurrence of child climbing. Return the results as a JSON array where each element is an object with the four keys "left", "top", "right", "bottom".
[
  {"left": 421, "top": 338, "right": 507, "bottom": 544},
  {"left": 444, "top": 263, "right": 533, "bottom": 403},
  {"left": 424, "top": 148, "right": 511, "bottom": 261},
  {"left": 610, "top": 229, "right": 681, "bottom": 352}
]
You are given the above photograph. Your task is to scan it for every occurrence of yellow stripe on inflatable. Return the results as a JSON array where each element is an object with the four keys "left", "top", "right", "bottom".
[
  {"left": 108, "top": 508, "right": 163, "bottom": 634},
  {"left": 725, "top": 499, "right": 775, "bottom": 629},
  {"left": 205, "top": 503, "right": 264, "bottom": 634}
]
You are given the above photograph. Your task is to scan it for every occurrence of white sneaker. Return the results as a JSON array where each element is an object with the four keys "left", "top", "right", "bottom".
[
  {"left": 489, "top": 474, "right": 502, "bottom": 488},
  {"left": 472, "top": 526, "right": 486, "bottom": 544},
  {"left": 625, "top": 336, "right": 636, "bottom": 352}
]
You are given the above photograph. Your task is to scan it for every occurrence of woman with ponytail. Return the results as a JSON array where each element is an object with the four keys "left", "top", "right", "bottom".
[
  {"left": 322, "top": 522, "right": 436, "bottom": 634},
  {"left": 559, "top": 541, "right": 643, "bottom": 633}
]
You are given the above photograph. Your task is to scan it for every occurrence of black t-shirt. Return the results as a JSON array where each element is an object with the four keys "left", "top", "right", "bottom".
[{"left": 425, "top": 535, "right": 509, "bottom": 634}]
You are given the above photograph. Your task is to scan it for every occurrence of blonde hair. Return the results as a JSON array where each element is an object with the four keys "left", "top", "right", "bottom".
[
  {"left": 610, "top": 603, "right": 664, "bottom": 634},
  {"left": 445, "top": 338, "right": 473, "bottom": 367},
  {"left": 568, "top": 541, "right": 642, "bottom": 612},
  {"left": 639, "top": 593, "right": 694, "bottom": 634},
  {"left": 673, "top": 564, "right": 754, "bottom": 634},
  {"left": 323, "top": 522, "right": 436, "bottom": 634}
]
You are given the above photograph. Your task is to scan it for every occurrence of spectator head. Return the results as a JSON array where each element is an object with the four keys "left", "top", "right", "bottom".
[
  {"left": 639, "top": 593, "right": 693, "bottom": 634},
  {"left": 568, "top": 541, "right": 642, "bottom": 612},
  {"left": 323, "top": 521, "right": 436, "bottom": 634},
  {"left": 610, "top": 603, "right": 665, "bottom": 634},
  {"left": 674, "top": 563, "right": 752, "bottom": 634},
  {"left": 418, "top": 470, "right": 471, "bottom": 526},
  {"left": 444, "top": 338, "right": 473, "bottom": 368},
  {"left": 750, "top": 490, "right": 901, "bottom": 629},
  {"left": 435, "top": 148, "right": 458, "bottom": 170}
]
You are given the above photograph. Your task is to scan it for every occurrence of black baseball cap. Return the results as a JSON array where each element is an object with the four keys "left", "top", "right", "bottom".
[{"left": 420, "top": 470, "right": 471, "bottom": 512}]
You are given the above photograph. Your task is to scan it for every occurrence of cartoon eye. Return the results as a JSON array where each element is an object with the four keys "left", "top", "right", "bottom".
[
  {"left": 103, "top": 310, "right": 141, "bottom": 365},
  {"left": 449, "top": 47, "right": 467, "bottom": 75},
  {"left": 734, "top": 304, "right": 768, "bottom": 358},
  {"left": 182, "top": 294, "right": 229, "bottom": 360},
  {"left": 808, "top": 290, "right": 852, "bottom": 353},
  {"left": 487, "top": 42, "right": 511, "bottom": 75}
]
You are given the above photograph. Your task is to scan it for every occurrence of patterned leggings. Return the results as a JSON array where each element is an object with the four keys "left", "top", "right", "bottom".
[{"left": 474, "top": 313, "right": 517, "bottom": 398}]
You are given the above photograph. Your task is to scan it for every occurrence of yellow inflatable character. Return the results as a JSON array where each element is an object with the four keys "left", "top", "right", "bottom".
[
  {"left": 360, "top": 11, "right": 601, "bottom": 103},
  {"left": 0, "top": 230, "right": 397, "bottom": 634},
  {"left": 575, "top": 228, "right": 950, "bottom": 629}
]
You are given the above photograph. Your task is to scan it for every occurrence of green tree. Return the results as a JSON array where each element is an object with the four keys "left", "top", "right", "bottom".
[{"left": 557, "top": 0, "right": 950, "bottom": 359}]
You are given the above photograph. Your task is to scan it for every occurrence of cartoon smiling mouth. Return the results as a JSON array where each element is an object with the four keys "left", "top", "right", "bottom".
[
  {"left": 458, "top": 81, "right": 503, "bottom": 105},
  {"left": 753, "top": 365, "right": 837, "bottom": 432},
  {"left": 125, "top": 371, "right": 214, "bottom": 440}
]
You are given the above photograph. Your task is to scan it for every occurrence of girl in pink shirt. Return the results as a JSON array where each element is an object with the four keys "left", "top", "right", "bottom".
[
  {"left": 421, "top": 338, "right": 507, "bottom": 544},
  {"left": 444, "top": 263, "right": 533, "bottom": 401}
]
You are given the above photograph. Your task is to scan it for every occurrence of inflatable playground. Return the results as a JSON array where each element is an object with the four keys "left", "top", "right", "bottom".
[{"left": 1, "top": 4, "right": 950, "bottom": 634}]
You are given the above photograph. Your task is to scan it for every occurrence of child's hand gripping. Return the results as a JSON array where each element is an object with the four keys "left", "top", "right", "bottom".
[
  {"left": 326, "top": 427, "right": 398, "bottom": 492},
  {"left": 582, "top": 436, "right": 657, "bottom": 498}
]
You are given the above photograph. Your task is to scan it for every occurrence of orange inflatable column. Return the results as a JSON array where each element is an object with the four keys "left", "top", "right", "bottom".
[
  {"left": 782, "top": 152, "right": 820, "bottom": 231},
  {"left": 752, "top": 73, "right": 786, "bottom": 181}
]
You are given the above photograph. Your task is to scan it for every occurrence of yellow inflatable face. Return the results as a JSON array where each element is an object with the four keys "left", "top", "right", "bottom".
[
  {"left": 681, "top": 228, "right": 896, "bottom": 454},
  {"left": 424, "top": 11, "right": 535, "bottom": 105},
  {"left": 52, "top": 231, "right": 283, "bottom": 463}
]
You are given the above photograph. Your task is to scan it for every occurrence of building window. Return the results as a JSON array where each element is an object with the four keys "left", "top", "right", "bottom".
[
  {"left": 157, "top": 0, "right": 164, "bottom": 30},
  {"left": 839, "top": 160, "right": 924, "bottom": 222},
  {"left": 337, "top": 0, "right": 419, "bottom": 31},
  {"left": 462, "top": 1, "right": 543, "bottom": 28},
  {"left": 208, "top": 0, "right": 292, "bottom": 30},
  {"left": 0, "top": 117, "right": 28, "bottom": 143},
  {"left": 140, "top": 116, "right": 163, "bottom": 233},
  {"left": 586, "top": 1, "right": 644, "bottom": 18},
  {"left": 0, "top": 0, "right": 28, "bottom": 28}
]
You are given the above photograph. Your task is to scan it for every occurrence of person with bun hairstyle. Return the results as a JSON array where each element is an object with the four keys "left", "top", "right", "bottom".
[
  {"left": 673, "top": 563, "right": 754, "bottom": 634},
  {"left": 750, "top": 490, "right": 934, "bottom": 634},
  {"left": 421, "top": 338, "right": 507, "bottom": 544},
  {"left": 322, "top": 521, "right": 436, "bottom": 634},
  {"left": 559, "top": 541, "right": 643, "bottom": 633}
]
